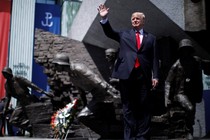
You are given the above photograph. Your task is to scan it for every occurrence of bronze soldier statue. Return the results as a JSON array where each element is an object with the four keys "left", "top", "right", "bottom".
[
  {"left": 165, "top": 39, "right": 203, "bottom": 139},
  {"left": 105, "top": 48, "right": 119, "bottom": 89},
  {"left": 1, "top": 67, "right": 51, "bottom": 137},
  {"left": 52, "top": 53, "right": 120, "bottom": 118}
]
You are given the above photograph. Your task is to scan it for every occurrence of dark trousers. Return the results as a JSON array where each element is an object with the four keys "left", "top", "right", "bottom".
[{"left": 119, "top": 68, "right": 151, "bottom": 140}]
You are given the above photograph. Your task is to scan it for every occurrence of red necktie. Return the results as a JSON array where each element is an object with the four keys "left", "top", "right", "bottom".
[{"left": 135, "top": 31, "right": 141, "bottom": 68}]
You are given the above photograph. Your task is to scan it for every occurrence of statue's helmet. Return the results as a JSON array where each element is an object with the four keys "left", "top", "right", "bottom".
[
  {"left": 52, "top": 53, "right": 70, "bottom": 66},
  {"left": 2, "top": 67, "right": 13, "bottom": 75},
  {"left": 105, "top": 48, "right": 118, "bottom": 54},
  {"left": 178, "top": 39, "right": 194, "bottom": 53}
]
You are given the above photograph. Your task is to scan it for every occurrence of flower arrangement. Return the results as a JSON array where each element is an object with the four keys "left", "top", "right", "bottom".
[{"left": 51, "top": 98, "right": 78, "bottom": 139}]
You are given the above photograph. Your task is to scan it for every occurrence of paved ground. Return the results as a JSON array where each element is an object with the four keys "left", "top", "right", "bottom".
[
  {"left": 0, "top": 137, "right": 96, "bottom": 140},
  {"left": 0, "top": 137, "right": 91, "bottom": 140},
  {"left": 0, "top": 136, "right": 210, "bottom": 140},
  {"left": 0, "top": 137, "right": 54, "bottom": 140}
]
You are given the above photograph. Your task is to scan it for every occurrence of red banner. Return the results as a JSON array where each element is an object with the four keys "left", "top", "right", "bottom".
[{"left": 0, "top": 0, "right": 11, "bottom": 99}]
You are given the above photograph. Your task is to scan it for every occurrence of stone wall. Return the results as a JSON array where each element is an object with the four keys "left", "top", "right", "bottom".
[{"left": 34, "top": 28, "right": 111, "bottom": 89}]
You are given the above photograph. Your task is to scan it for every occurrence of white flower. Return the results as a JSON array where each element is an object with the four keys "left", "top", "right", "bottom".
[{"left": 50, "top": 98, "right": 78, "bottom": 138}]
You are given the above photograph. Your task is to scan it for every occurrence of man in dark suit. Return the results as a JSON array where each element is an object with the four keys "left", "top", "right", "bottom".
[{"left": 98, "top": 4, "right": 159, "bottom": 140}]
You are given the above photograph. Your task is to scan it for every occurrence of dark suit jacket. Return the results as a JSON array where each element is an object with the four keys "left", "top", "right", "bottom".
[{"left": 101, "top": 21, "right": 159, "bottom": 86}]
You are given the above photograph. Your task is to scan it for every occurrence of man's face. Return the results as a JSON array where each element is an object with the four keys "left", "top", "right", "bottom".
[
  {"left": 2, "top": 72, "right": 13, "bottom": 79},
  {"left": 105, "top": 51, "right": 116, "bottom": 62},
  {"left": 54, "top": 63, "right": 64, "bottom": 72},
  {"left": 131, "top": 12, "right": 145, "bottom": 30},
  {"left": 54, "top": 63, "right": 69, "bottom": 72},
  {"left": 179, "top": 47, "right": 194, "bottom": 59}
]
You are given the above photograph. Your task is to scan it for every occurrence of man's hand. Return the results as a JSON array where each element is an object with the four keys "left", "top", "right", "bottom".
[
  {"left": 97, "top": 4, "right": 109, "bottom": 19},
  {"left": 42, "top": 91, "right": 54, "bottom": 98},
  {"left": 152, "top": 79, "right": 158, "bottom": 89},
  {"left": 107, "top": 87, "right": 120, "bottom": 99}
]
